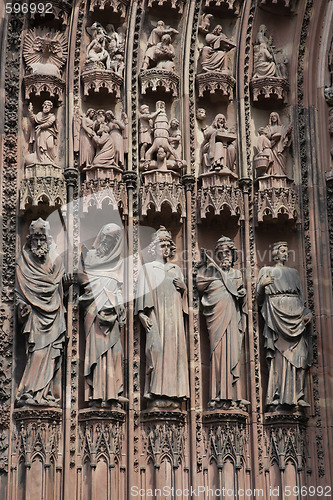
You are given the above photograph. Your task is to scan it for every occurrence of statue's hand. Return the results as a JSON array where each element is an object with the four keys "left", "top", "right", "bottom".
[
  {"left": 173, "top": 277, "right": 186, "bottom": 292},
  {"left": 261, "top": 273, "right": 274, "bottom": 287},
  {"left": 19, "top": 303, "right": 31, "bottom": 320},
  {"left": 238, "top": 287, "right": 246, "bottom": 298},
  {"left": 139, "top": 312, "right": 153, "bottom": 331},
  {"left": 63, "top": 273, "right": 75, "bottom": 288},
  {"left": 304, "top": 313, "right": 312, "bottom": 325}
]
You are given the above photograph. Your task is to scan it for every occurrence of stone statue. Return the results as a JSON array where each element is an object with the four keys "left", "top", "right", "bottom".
[
  {"left": 135, "top": 227, "right": 189, "bottom": 408},
  {"left": 256, "top": 242, "right": 312, "bottom": 409},
  {"left": 200, "top": 24, "right": 235, "bottom": 74},
  {"left": 25, "top": 101, "right": 58, "bottom": 167},
  {"left": 198, "top": 13, "right": 213, "bottom": 35},
  {"left": 80, "top": 224, "right": 127, "bottom": 406},
  {"left": 196, "top": 237, "right": 248, "bottom": 409},
  {"left": 168, "top": 118, "right": 182, "bottom": 159},
  {"left": 139, "top": 104, "right": 161, "bottom": 160},
  {"left": 260, "top": 112, "right": 292, "bottom": 176},
  {"left": 253, "top": 25, "right": 288, "bottom": 79},
  {"left": 144, "top": 101, "right": 180, "bottom": 162},
  {"left": 142, "top": 21, "right": 179, "bottom": 71},
  {"left": 105, "top": 110, "right": 128, "bottom": 168},
  {"left": 23, "top": 28, "right": 68, "bottom": 77},
  {"left": 16, "top": 219, "right": 67, "bottom": 407},
  {"left": 79, "top": 108, "right": 96, "bottom": 169},
  {"left": 201, "top": 113, "right": 236, "bottom": 172}
]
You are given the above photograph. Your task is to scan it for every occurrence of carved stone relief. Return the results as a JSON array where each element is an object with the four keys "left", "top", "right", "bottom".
[
  {"left": 258, "top": 0, "right": 297, "bottom": 15},
  {"left": 23, "top": 28, "right": 68, "bottom": 102},
  {"left": 146, "top": 0, "right": 186, "bottom": 14},
  {"left": 140, "top": 21, "right": 180, "bottom": 97},
  {"left": 196, "top": 23, "right": 236, "bottom": 101},
  {"left": 141, "top": 422, "right": 186, "bottom": 469},
  {"left": 250, "top": 25, "right": 289, "bottom": 106},
  {"left": 15, "top": 219, "right": 67, "bottom": 408},
  {"left": 256, "top": 242, "right": 312, "bottom": 410},
  {"left": 82, "top": 22, "right": 126, "bottom": 98},
  {"left": 203, "top": 0, "right": 240, "bottom": 15}
]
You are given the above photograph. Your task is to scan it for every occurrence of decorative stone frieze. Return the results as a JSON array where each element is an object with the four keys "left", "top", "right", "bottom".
[
  {"left": 250, "top": 76, "right": 289, "bottom": 106},
  {"left": 89, "top": 0, "right": 129, "bottom": 19},
  {"left": 80, "top": 178, "right": 128, "bottom": 215},
  {"left": 19, "top": 165, "right": 66, "bottom": 211},
  {"left": 140, "top": 69, "right": 179, "bottom": 97},
  {"left": 258, "top": 0, "right": 297, "bottom": 15},
  {"left": 29, "top": 0, "right": 72, "bottom": 28},
  {"left": 141, "top": 421, "right": 186, "bottom": 469},
  {"left": 196, "top": 72, "right": 235, "bottom": 101},
  {"left": 203, "top": 0, "right": 240, "bottom": 15},
  {"left": 198, "top": 172, "right": 244, "bottom": 220},
  {"left": 146, "top": 0, "right": 186, "bottom": 14},
  {"left": 81, "top": 68, "right": 123, "bottom": 98},
  {"left": 255, "top": 175, "right": 298, "bottom": 222},
  {"left": 139, "top": 177, "right": 186, "bottom": 219}
]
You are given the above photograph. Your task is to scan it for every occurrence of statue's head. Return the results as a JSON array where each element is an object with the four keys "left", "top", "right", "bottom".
[
  {"left": 27, "top": 218, "right": 51, "bottom": 261},
  {"left": 269, "top": 112, "right": 281, "bottom": 126},
  {"left": 212, "top": 25, "right": 222, "bottom": 35},
  {"left": 215, "top": 236, "right": 237, "bottom": 269},
  {"left": 95, "top": 223, "right": 122, "bottom": 258},
  {"left": 87, "top": 108, "right": 96, "bottom": 118},
  {"left": 196, "top": 108, "right": 206, "bottom": 121},
  {"left": 157, "top": 20, "right": 165, "bottom": 28},
  {"left": 161, "top": 34, "right": 171, "bottom": 44},
  {"left": 259, "top": 24, "right": 267, "bottom": 34},
  {"left": 213, "top": 114, "right": 227, "bottom": 129},
  {"left": 42, "top": 100, "right": 53, "bottom": 113},
  {"left": 148, "top": 226, "right": 176, "bottom": 260},
  {"left": 140, "top": 104, "right": 149, "bottom": 114},
  {"left": 272, "top": 241, "right": 288, "bottom": 263},
  {"left": 170, "top": 118, "right": 179, "bottom": 129},
  {"left": 156, "top": 146, "right": 167, "bottom": 160}
]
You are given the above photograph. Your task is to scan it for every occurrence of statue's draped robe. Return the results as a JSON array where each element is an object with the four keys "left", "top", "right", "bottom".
[
  {"left": 196, "top": 264, "right": 246, "bottom": 402},
  {"left": 135, "top": 261, "right": 189, "bottom": 399},
  {"left": 29, "top": 110, "right": 58, "bottom": 165},
  {"left": 265, "top": 123, "right": 290, "bottom": 176},
  {"left": 256, "top": 265, "right": 312, "bottom": 405},
  {"left": 16, "top": 244, "right": 66, "bottom": 404},
  {"left": 80, "top": 229, "right": 124, "bottom": 402}
]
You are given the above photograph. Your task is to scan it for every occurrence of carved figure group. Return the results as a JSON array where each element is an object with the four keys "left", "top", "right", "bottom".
[
  {"left": 199, "top": 24, "right": 235, "bottom": 74},
  {"left": 142, "top": 21, "right": 178, "bottom": 71},
  {"left": 16, "top": 219, "right": 67, "bottom": 407},
  {"left": 196, "top": 237, "right": 248, "bottom": 408},
  {"left": 80, "top": 224, "right": 126, "bottom": 406},
  {"left": 78, "top": 108, "right": 128, "bottom": 170},
  {"left": 135, "top": 227, "right": 189, "bottom": 408},
  {"left": 139, "top": 101, "right": 182, "bottom": 171},
  {"left": 25, "top": 101, "right": 58, "bottom": 167},
  {"left": 256, "top": 242, "right": 312, "bottom": 408},
  {"left": 255, "top": 112, "right": 292, "bottom": 177},
  {"left": 201, "top": 114, "right": 236, "bottom": 172},
  {"left": 85, "top": 22, "right": 125, "bottom": 75},
  {"left": 253, "top": 25, "right": 288, "bottom": 80}
]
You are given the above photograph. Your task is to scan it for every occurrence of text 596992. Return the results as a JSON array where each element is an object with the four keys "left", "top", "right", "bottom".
[{"left": 6, "top": 3, "right": 53, "bottom": 15}]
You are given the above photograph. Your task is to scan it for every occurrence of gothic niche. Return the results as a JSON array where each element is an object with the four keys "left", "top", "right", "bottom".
[
  {"left": 139, "top": 101, "right": 186, "bottom": 219},
  {"left": 250, "top": 25, "right": 289, "bottom": 107},
  {"left": 197, "top": 111, "right": 244, "bottom": 221},
  {"left": 140, "top": 21, "right": 180, "bottom": 97},
  {"left": 254, "top": 112, "right": 298, "bottom": 222},
  {"left": 196, "top": 19, "right": 236, "bottom": 102},
  {"left": 22, "top": 28, "right": 68, "bottom": 103},
  {"left": 81, "top": 22, "right": 126, "bottom": 99},
  {"left": 20, "top": 100, "right": 66, "bottom": 211},
  {"left": 89, "top": 0, "right": 129, "bottom": 20},
  {"left": 74, "top": 108, "right": 128, "bottom": 214},
  {"left": 146, "top": 0, "right": 186, "bottom": 14}
]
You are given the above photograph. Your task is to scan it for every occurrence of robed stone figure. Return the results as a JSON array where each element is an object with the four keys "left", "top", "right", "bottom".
[
  {"left": 135, "top": 227, "right": 189, "bottom": 408},
  {"left": 16, "top": 219, "right": 66, "bottom": 407},
  {"left": 256, "top": 241, "right": 312, "bottom": 409},
  {"left": 196, "top": 237, "right": 247, "bottom": 408},
  {"left": 80, "top": 223, "right": 126, "bottom": 406}
]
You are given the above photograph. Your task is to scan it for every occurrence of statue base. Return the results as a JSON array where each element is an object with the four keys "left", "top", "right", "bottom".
[
  {"left": 250, "top": 76, "right": 289, "bottom": 107},
  {"left": 140, "top": 69, "right": 179, "bottom": 97},
  {"left": 81, "top": 66, "right": 123, "bottom": 99},
  {"left": 196, "top": 71, "right": 236, "bottom": 102}
]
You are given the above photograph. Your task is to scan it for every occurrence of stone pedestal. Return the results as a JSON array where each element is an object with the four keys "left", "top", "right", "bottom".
[
  {"left": 255, "top": 175, "right": 298, "bottom": 222},
  {"left": 19, "top": 164, "right": 66, "bottom": 211},
  {"left": 81, "top": 65, "right": 123, "bottom": 99},
  {"left": 140, "top": 69, "right": 179, "bottom": 98},
  {"left": 139, "top": 170, "right": 186, "bottom": 219},
  {"left": 80, "top": 178, "right": 128, "bottom": 215},
  {"left": 250, "top": 77, "right": 289, "bottom": 107},
  {"left": 23, "top": 74, "right": 66, "bottom": 103},
  {"left": 196, "top": 72, "right": 235, "bottom": 101},
  {"left": 198, "top": 171, "right": 244, "bottom": 221}
]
